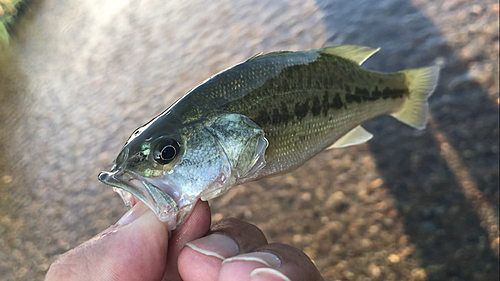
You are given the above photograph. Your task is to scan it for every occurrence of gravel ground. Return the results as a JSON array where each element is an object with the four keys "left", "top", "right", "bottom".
[{"left": 0, "top": 0, "right": 498, "bottom": 280}]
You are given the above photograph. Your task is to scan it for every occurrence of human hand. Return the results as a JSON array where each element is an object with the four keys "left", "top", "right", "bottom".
[{"left": 46, "top": 200, "right": 323, "bottom": 281}]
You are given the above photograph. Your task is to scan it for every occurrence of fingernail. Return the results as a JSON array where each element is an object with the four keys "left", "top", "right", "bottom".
[
  {"left": 115, "top": 202, "right": 150, "bottom": 226},
  {"left": 185, "top": 233, "right": 239, "bottom": 260},
  {"left": 222, "top": 252, "right": 281, "bottom": 267},
  {"left": 250, "top": 268, "right": 291, "bottom": 281}
]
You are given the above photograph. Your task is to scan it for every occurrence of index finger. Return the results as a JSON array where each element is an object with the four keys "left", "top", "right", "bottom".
[{"left": 162, "top": 199, "right": 212, "bottom": 280}]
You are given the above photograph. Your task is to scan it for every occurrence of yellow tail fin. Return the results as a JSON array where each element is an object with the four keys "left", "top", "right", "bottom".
[{"left": 390, "top": 66, "right": 440, "bottom": 129}]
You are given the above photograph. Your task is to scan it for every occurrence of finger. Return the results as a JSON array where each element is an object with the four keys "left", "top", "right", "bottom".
[
  {"left": 162, "top": 199, "right": 211, "bottom": 281},
  {"left": 178, "top": 218, "right": 268, "bottom": 281},
  {"left": 46, "top": 202, "right": 169, "bottom": 281},
  {"left": 219, "top": 243, "right": 323, "bottom": 281},
  {"left": 210, "top": 218, "right": 269, "bottom": 253}
]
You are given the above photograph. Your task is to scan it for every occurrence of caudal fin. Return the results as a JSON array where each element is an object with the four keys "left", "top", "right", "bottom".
[{"left": 390, "top": 66, "right": 440, "bottom": 129}]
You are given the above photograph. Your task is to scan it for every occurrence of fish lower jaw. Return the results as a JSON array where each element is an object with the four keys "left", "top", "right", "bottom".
[
  {"left": 99, "top": 170, "right": 185, "bottom": 230},
  {"left": 130, "top": 178, "right": 184, "bottom": 230},
  {"left": 114, "top": 187, "right": 190, "bottom": 230}
]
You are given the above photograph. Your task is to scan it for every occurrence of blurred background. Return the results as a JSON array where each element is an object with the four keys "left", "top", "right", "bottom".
[{"left": 0, "top": 0, "right": 498, "bottom": 280}]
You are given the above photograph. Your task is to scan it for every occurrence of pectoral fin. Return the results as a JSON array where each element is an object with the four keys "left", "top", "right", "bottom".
[
  {"left": 319, "top": 45, "right": 380, "bottom": 65},
  {"left": 327, "top": 126, "right": 373, "bottom": 149}
]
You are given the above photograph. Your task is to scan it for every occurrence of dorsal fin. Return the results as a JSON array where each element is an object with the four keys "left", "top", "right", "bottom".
[
  {"left": 327, "top": 126, "right": 373, "bottom": 149},
  {"left": 246, "top": 52, "right": 264, "bottom": 61},
  {"left": 319, "top": 45, "right": 380, "bottom": 65},
  {"left": 246, "top": 51, "right": 293, "bottom": 61}
]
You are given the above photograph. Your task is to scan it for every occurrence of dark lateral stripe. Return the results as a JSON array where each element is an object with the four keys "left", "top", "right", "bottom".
[
  {"left": 311, "top": 96, "right": 322, "bottom": 117},
  {"left": 294, "top": 101, "right": 309, "bottom": 120},
  {"left": 255, "top": 86, "right": 407, "bottom": 126},
  {"left": 381, "top": 87, "right": 407, "bottom": 99},
  {"left": 337, "top": 86, "right": 408, "bottom": 106},
  {"left": 354, "top": 86, "right": 407, "bottom": 100},
  {"left": 321, "top": 91, "right": 343, "bottom": 117},
  {"left": 255, "top": 91, "right": 340, "bottom": 125}
]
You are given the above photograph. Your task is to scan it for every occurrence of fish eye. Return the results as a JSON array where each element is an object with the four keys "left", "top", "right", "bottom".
[{"left": 154, "top": 138, "right": 180, "bottom": 165}]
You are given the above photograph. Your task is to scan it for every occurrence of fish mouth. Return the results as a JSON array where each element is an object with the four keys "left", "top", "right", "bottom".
[{"left": 98, "top": 169, "right": 180, "bottom": 229}]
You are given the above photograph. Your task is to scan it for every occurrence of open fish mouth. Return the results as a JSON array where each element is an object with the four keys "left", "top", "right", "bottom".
[{"left": 98, "top": 169, "right": 180, "bottom": 228}]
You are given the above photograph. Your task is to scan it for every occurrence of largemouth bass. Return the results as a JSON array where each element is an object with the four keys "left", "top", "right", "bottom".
[{"left": 98, "top": 45, "right": 439, "bottom": 229}]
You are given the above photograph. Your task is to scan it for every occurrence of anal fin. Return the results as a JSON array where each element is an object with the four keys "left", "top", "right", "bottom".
[{"left": 327, "top": 126, "right": 373, "bottom": 149}]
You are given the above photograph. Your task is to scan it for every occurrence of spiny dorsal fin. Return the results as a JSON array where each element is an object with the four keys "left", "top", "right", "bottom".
[
  {"left": 327, "top": 125, "right": 373, "bottom": 149},
  {"left": 246, "top": 51, "right": 293, "bottom": 61},
  {"left": 320, "top": 45, "right": 380, "bottom": 65},
  {"left": 246, "top": 52, "right": 264, "bottom": 61}
]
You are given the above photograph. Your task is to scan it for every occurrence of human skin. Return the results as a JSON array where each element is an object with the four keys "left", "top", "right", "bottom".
[{"left": 45, "top": 201, "right": 323, "bottom": 281}]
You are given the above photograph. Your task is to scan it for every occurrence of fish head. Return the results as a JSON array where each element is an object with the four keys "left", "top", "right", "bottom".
[{"left": 98, "top": 112, "right": 268, "bottom": 230}]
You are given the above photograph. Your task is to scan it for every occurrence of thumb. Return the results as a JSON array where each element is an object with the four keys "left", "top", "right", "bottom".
[{"left": 46, "top": 202, "right": 169, "bottom": 281}]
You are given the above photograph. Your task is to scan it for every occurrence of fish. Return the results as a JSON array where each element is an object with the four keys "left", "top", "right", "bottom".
[{"left": 98, "top": 45, "right": 439, "bottom": 230}]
